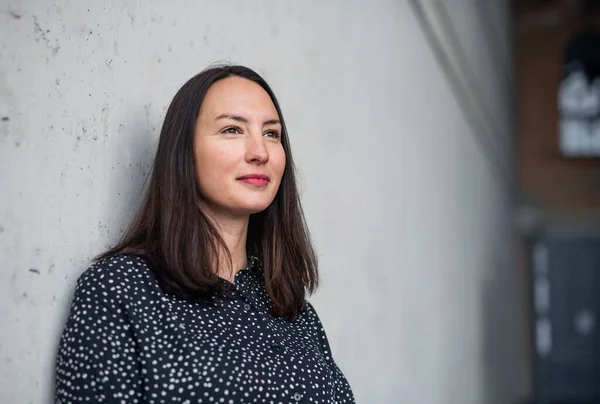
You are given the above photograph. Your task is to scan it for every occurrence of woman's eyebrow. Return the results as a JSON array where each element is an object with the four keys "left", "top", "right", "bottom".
[
  {"left": 215, "top": 113, "right": 248, "bottom": 123},
  {"left": 215, "top": 114, "right": 280, "bottom": 126}
]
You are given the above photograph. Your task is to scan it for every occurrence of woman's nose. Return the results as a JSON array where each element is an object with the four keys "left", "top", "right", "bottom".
[{"left": 245, "top": 133, "right": 269, "bottom": 164}]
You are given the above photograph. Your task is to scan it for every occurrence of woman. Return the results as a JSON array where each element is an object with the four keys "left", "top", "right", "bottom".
[{"left": 55, "top": 65, "right": 355, "bottom": 403}]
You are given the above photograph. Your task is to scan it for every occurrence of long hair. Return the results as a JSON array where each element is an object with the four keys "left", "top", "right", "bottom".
[{"left": 97, "top": 65, "right": 318, "bottom": 321}]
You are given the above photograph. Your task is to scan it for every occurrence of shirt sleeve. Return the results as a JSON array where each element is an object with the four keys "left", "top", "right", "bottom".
[
  {"left": 305, "top": 302, "right": 356, "bottom": 404},
  {"left": 55, "top": 262, "right": 143, "bottom": 403}
]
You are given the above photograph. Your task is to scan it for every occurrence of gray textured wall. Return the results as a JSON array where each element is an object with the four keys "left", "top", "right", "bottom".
[{"left": 0, "top": 1, "right": 518, "bottom": 403}]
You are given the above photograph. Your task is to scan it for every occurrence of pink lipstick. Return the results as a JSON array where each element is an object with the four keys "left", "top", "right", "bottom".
[{"left": 237, "top": 174, "right": 270, "bottom": 186}]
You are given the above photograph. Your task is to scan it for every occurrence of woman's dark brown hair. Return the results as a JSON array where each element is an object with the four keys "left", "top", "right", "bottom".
[{"left": 97, "top": 65, "right": 318, "bottom": 321}]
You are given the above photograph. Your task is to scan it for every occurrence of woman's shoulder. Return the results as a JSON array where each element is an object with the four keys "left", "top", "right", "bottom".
[
  {"left": 75, "top": 253, "right": 157, "bottom": 303},
  {"left": 299, "top": 300, "right": 323, "bottom": 328}
]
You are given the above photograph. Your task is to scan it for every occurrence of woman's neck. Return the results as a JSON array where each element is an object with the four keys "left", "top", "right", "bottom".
[
  {"left": 218, "top": 218, "right": 249, "bottom": 281},
  {"left": 202, "top": 205, "right": 250, "bottom": 282}
]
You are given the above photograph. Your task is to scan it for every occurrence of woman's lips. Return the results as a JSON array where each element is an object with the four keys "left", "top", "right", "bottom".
[
  {"left": 239, "top": 178, "right": 269, "bottom": 186},
  {"left": 237, "top": 175, "right": 270, "bottom": 186}
]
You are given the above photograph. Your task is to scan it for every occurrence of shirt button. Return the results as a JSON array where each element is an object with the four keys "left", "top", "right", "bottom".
[
  {"left": 270, "top": 343, "right": 284, "bottom": 353},
  {"left": 244, "top": 303, "right": 251, "bottom": 311},
  {"left": 293, "top": 392, "right": 303, "bottom": 401}
]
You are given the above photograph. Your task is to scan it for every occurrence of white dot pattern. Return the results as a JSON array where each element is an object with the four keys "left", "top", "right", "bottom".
[{"left": 55, "top": 255, "right": 355, "bottom": 403}]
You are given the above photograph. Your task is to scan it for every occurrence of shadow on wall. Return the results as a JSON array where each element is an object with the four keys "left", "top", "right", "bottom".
[{"left": 106, "top": 102, "right": 160, "bottom": 244}]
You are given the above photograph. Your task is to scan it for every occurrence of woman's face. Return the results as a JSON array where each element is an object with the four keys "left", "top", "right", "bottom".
[{"left": 194, "top": 76, "right": 286, "bottom": 218}]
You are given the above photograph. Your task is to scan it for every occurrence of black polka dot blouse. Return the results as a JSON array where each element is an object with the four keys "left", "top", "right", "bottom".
[{"left": 55, "top": 254, "right": 355, "bottom": 403}]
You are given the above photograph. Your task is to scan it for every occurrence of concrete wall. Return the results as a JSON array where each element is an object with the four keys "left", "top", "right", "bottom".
[{"left": 0, "top": 1, "right": 518, "bottom": 403}]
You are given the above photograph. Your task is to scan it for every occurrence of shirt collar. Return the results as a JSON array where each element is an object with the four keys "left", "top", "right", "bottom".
[{"left": 246, "top": 254, "right": 261, "bottom": 271}]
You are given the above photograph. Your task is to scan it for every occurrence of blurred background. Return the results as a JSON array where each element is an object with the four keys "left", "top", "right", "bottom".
[
  {"left": 515, "top": 0, "right": 600, "bottom": 403},
  {"left": 0, "top": 0, "right": 598, "bottom": 403}
]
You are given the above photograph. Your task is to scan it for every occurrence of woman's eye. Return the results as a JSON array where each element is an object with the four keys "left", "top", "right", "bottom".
[
  {"left": 222, "top": 127, "right": 241, "bottom": 134},
  {"left": 264, "top": 130, "right": 280, "bottom": 139}
]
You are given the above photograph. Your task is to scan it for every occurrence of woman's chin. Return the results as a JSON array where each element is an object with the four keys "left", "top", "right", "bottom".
[
  {"left": 244, "top": 204, "right": 271, "bottom": 215},
  {"left": 230, "top": 200, "right": 272, "bottom": 216}
]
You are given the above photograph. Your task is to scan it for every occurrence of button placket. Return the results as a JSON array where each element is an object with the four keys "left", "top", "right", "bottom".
[{"left": 235, "top": 272, "right": 257, "bottom": 307}]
